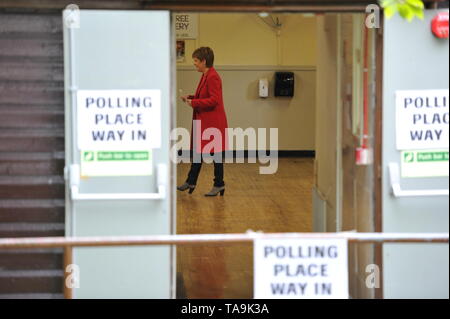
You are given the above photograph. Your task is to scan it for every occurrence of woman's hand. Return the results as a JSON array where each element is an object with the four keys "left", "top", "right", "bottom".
[{"left": 180, "top": 95, "right": 192, "bottom": 107}]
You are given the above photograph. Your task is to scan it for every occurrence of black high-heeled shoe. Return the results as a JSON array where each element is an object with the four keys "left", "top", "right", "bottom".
[
  {"left": 177, "top": 183, "right": 196, "bottom": 194},
  {"left": 204, "top": 186, "right": 225, "bottom": 197}
]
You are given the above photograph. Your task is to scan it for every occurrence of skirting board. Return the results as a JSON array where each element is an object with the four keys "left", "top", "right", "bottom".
[{"left": 177, "top": 150, "right": 315, "bottom": 159}]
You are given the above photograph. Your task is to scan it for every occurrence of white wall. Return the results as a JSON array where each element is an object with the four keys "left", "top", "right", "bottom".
[{"left": 175, "top": 13, "right": 317, "bottom": 150}]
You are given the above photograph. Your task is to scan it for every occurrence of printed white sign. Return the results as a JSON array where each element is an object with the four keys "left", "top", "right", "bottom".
[
  {"left": 174, "top": 13, "right": 198, "bottom": 39},
  {"left": 401, "top": 149, "right": 449, "bottom": 178},
  {"left": 77, "top": 90, "right": 161, "bottom": 150},
  {"left": 80, "top": 150, "right": 152, "bottom": 177},
  {"left": 396, "top": 90, "right": 449, "bottom": 150},
  {"left": 254, "top": 238, "right": 348, "bottom": 299}
]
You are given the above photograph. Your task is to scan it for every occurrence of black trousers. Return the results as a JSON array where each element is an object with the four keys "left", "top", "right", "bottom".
[{"left": 185, "top": 152, "right": 224, "bottom": 187}]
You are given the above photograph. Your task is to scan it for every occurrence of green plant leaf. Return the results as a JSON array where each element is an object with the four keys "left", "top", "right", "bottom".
[
  {"left": 398, "top": 4, "right": 415, "bottom": 22},
  {"left": 380, "top": 0, "right": 425, "bottom": 21},
  {"left": 406, "top": 0, "right": 425, "bottom": 9},
  {"left": 384, "top": 5, "right": 397, "bottom": 18},
  {"left": 416, "top": 10, "right": 425, "bottom": 20},
  {"left": 409, "top": 4, "right": 425, "bottom": 19},
  {"left": 380, "top": 0, "right": 396, "bottom": 8}
]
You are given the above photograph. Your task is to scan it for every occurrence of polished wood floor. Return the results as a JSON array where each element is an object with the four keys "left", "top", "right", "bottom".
[{"left": 176, "top": 157, "right": 314, "bottom": 298}]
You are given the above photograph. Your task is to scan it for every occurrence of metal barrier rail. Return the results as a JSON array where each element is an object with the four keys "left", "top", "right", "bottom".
[
  {"left": 1, "top": 232, "right": 447, "bottom": 299},
  {"left": 0, "top": 232, "right": 448, "bottom": 248}
]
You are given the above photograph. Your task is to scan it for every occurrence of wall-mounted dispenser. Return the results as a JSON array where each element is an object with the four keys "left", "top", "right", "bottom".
[
  {"left": 259, "top": 78, "right": 269, "bottom": 98},
  {"left": 274, "top": 72, "right": 294, "bottom": 97}
]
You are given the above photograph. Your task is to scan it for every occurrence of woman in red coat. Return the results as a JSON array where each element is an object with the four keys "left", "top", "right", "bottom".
[{"left": 177, "top": 47, "right": 228, "bottom": 196}]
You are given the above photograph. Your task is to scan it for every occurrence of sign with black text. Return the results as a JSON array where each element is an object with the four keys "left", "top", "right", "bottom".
[
  {"left": 174, "top": 13, "right": 198, "bottom": 39},
  {"left": 396, "top": 90, "right": 449, "bottom": 150},
  {"left": 77, "top": 90, "right": 161, "bottom": 150},
  {"left": 254, "top": 239, "right": 348, "bottom": 299}
]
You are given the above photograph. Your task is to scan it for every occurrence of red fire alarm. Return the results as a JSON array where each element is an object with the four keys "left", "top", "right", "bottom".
[{"left": 431, "top": 11, "right": 449, "bottom": 39}]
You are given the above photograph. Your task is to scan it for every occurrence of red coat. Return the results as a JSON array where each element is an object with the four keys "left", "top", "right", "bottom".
[{"left": 189, "top": 67, "right": 228, "bottom": 154}]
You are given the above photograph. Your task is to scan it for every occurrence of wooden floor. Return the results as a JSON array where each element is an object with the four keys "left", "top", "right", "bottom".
[{"left": 176, "top": 157, "right": 314, "bottom": 298}]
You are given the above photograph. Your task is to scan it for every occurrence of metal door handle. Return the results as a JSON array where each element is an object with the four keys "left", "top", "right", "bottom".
[
  {"left": 69, "top": 164, "right": 167, "bottom": 200},
  {"left": 389, "top": 162, "right": 449, "bottom": 197}
]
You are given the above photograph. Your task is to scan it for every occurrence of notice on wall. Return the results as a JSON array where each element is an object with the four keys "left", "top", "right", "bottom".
[
  {"left": 77, "top": 90, "right": 161, "bottom": 150},
  {"left": 80, "top": 150, "right": 152, "bottom": 177},
  {"left": 174, "top": 13, "right": 198, "bottom": 39},
  {"left": 254, "top": 239, "right": 348, "bottom": 299},
  {"left": 401, "top": 149, "right": 449, "bottom": 178},
  {"left": 396, "top": 90, "right": 449, "bottom": 150},
  {"left": 176, "top": 40, "right": 186, "bottom": 62}
]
